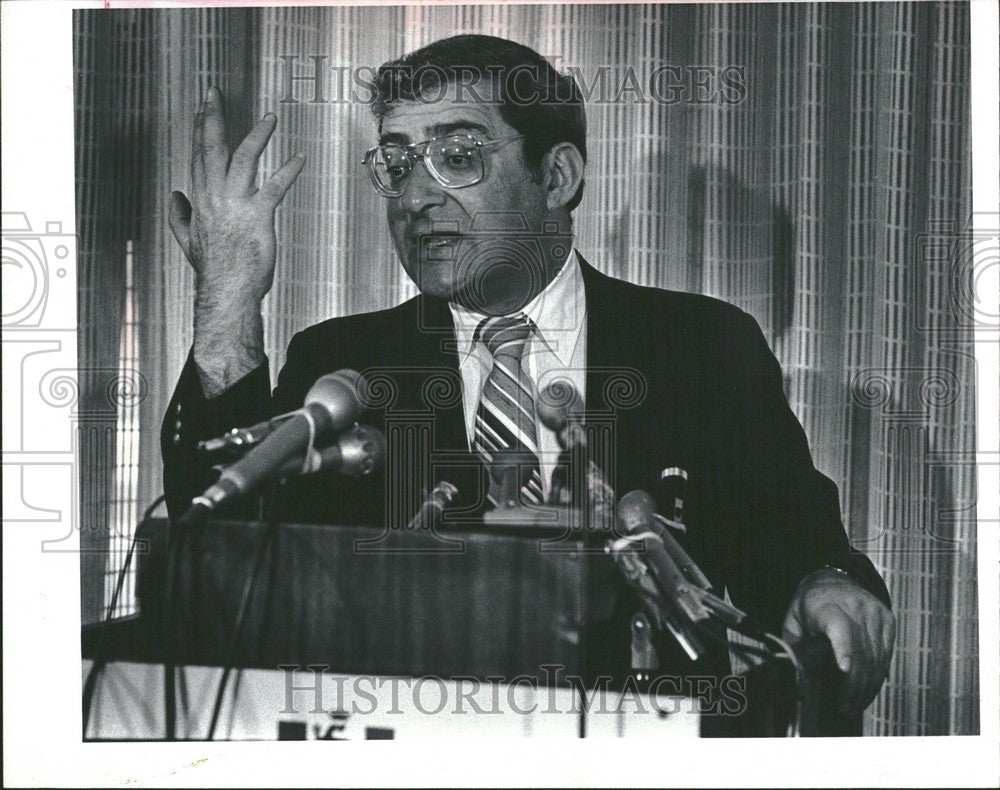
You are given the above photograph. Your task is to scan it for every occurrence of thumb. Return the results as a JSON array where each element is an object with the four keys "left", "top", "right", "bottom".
[
  {"left": 821, "top": 612, "right": 854, "bottom": 674},
  {"left": 168, "top": 190, "right": 192, "bottom": 258}
]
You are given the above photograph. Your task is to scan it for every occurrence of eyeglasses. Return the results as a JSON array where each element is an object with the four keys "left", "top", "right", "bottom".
[{"left": 362, "top": 133, "right": 523, "bottom": 198}]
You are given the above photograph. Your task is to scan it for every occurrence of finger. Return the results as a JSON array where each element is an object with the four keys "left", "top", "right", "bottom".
[
  {"left": 781, "top": 605, "right": 804, "bottom": 644},
  {"left": 880, "top": 607, "right": 897, "bottom": 663},
  {"left": 227, "top": 113, "right": 278, "bottom": 196},
  {"left": 201, "top": 86, "right": 230, "bottom": 188},
  {"left": 865, "top": 605, "right": 896, "bottom": 702},
  {"left": 865, "top": 605, "right": 892, "bottom": 673},
  {"left": 818, "top": 607, "right": 855, "bottom": 675},
  {"left": 846, "top": 626, "right": 878, "bottom": 714},
  {"left": 258, "top": 152, "right": 306, "bottom": 207},
  {"left": 191, "top": 107, "right": 206, "bottom": 195},
  {"left": 168, "top": 190, "right": 192, "bottom": 258},
  {"left": 847, "top": 611, "right": 885, "bottom": 715},
  {"left": 815, "top": 609, "right": 865, "bottom": 716}
]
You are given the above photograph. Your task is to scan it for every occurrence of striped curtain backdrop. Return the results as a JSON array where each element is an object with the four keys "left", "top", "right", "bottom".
[{"left": 74, "top": 2, "right": 977, "bottom": 736}]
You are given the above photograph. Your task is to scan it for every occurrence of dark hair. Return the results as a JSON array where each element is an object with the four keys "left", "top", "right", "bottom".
[{"left": 372, "top": 34, "right": 587, "bottom": 212}]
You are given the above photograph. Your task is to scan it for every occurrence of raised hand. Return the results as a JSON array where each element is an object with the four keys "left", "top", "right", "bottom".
[{"left": 168, "top": 86, "right": 306, "bottom": 397}]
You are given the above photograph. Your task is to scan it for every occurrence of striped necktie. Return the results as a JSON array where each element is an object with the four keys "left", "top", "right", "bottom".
[{"left": 473, "top": 313, "right": 544, "bottom": 508}]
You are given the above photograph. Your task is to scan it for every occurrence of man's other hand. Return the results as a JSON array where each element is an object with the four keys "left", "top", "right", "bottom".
[
  {"left": 168, "top": 86, "right": 306, "bottom": 397},
  {"left": 781, "top": 567, "right": 896, "bottom": 717}
]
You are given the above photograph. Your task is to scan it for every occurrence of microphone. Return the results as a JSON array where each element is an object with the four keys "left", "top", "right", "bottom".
[
  {"left": 535, "top": 379, "right": 586, "bottom": 452},
  {"left": 197, "top": 369, "right": 364, "bottom": 458},
  {"left": 536, "top": 380, "right": 614, "bottom": 512},
  {"left": 493, "top": 447, "right": 542, "bottom": 507},
  {"left": 406, "top": 480, "right": 459, "bottom": 531},
  {"left": 198, "top": 415, "right": 294, "bottom": 458},
  {"left": 658, "top": 466, "right": 688, "bottom": 529},
  {"left": 617, "top": 490, "right": 711, "bottom": 624},
  {"left": 629, "top": 490, "right": 712, "bottom": 591},
  {"left": 617, "top": 489, "right": 761, "bottom": 641},
  {"left": 276, "top": 423, "right": 386, "bottom": 480},
  {"left": 535, "top": 389, "right": 575, "bottom": 504},
  {"left": 178, "top": 370, "right": 366, "bottom": 526}
]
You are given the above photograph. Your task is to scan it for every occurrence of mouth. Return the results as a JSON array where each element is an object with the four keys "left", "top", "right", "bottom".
[
  {"left": 418, "top": 231, "right": 462, "bottom": 246},
  {"left": 415, "top": 230, "right": 463, "bottom": 261}
]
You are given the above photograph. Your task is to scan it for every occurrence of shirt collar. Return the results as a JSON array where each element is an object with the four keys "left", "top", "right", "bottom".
[{"left": 449, "top": 248, "right": 584, "bottom": 366}]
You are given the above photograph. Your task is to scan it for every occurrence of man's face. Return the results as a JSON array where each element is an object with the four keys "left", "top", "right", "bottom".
[{"left": 379, "top": 85, "right": 552, "bottom": 311}]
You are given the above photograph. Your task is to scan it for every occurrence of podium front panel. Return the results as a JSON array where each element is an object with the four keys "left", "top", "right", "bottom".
[{"left": 136, "top": 517, "right": 592, "bottom": 681}]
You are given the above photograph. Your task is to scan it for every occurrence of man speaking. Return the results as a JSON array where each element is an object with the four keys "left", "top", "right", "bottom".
[{"left": 161, "top": 34, "right": 895, "bottom": 718}]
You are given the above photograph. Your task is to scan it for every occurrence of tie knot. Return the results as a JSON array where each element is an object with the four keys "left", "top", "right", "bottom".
[{"left": 476, "top": 313, "right": 534, "bottom": 358}]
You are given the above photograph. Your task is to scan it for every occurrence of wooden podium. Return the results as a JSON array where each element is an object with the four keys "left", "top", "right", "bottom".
[
  {"left": 133, "top": 515, "right": 592, "bottom": 680},
  {"left": 82, "top": 514, "right": 858, "bottom": 738}
]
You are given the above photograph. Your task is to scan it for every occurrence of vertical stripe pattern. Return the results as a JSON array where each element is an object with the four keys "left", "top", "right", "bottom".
[
  {"left": 473, "top": 314, "right": 543, "bottom": 507},
  {"left": 74, "top": 3, "right": 975, "bottom": 736}
]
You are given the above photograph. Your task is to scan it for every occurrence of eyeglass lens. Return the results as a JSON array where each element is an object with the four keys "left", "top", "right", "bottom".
[{"left": 370, "top": 136, "right": 484, "bottom": 195}]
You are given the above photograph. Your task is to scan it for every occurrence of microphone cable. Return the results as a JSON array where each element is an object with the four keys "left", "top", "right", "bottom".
[
  {"left": 629, "top": 582, "right": 792, "bottom": 667},
  {"left": 161, "top": 468, "right": 231, "bottom": 740},
  {"left": 205, "top": 483, "right": 283, "bottom": 741},
  {"left": 82, "top": 494, "right": 165, "bottom": 737},
  {"left": 162, "top": 494, "right": 187, "bottom": 740}
]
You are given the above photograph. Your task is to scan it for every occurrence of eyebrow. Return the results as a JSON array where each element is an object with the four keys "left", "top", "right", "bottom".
[
  {"left": 430, "top": 120, "right": 491, "bottom": 138},
  {"left": 379, "top": 120, "right": 493, "bottom": 146}
]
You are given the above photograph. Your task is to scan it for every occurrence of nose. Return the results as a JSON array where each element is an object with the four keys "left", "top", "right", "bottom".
[{"left": 399, "top": 160, "right": 447, "bottom": 215}]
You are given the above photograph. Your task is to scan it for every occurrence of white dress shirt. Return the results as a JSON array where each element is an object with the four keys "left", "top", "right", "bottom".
[{"left": 448, "top": 249, "right": 587, "bottom": 497}]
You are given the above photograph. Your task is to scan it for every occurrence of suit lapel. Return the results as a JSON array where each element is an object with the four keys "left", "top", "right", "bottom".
[
  {"left": 578, "top": 255, "right": 657, "bottom": 495},
  {"left": 397, "top": 294, "right": 489, "bottom": 510},
  {"left": 580, "top": 255, "right": 627, "bottom": 414},
  {"left": 408, "top": 294, "right": 469, "bottom": 452}
]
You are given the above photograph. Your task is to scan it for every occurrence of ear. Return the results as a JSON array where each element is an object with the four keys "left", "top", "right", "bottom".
[{"left": 542, "top": 143, "right": 585, "bottom": 212}]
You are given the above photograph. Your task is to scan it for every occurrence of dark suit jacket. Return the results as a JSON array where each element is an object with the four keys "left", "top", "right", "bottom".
[{"left": 162, "top": 256, "right": 890, "bottom": 679}]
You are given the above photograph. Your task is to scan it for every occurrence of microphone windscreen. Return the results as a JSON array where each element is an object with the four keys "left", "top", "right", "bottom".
[
  {"left": 535, "top": 378, "right": 581, "bottom": 432},
  {"left": 304, "top": 369, "right": 366, "bottom": 434},
  {"left": 275, "top": 424, "right": 386, "bottom": 479},
  {"left": 617, "top": 489, "right": 659, "bottom": 534},
  {"left": 330, "top": 368, "right": 362, "bottom": 388},
  {"left": 335, "top": 424, "right": 387, "bottom": 477}
]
